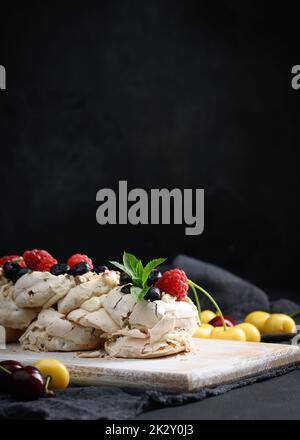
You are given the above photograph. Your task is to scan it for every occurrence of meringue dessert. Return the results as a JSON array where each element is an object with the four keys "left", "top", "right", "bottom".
[{"left": 0, "top": 251, "right": 200, "bottom": 358}]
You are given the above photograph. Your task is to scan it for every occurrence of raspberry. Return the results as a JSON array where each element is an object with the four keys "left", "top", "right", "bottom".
[
  {"left": 155, "top": 268, "right": 188, "bottom": 300},
  {"left": 67, "top": 254, "right": 93, "bottom": 270},
  {"left": 35, "top": 257, "right": 57, "bottom": 272},
  {"left": 23, "top": 249, "right": 57, "bottom": 271},
  {"left": 0, "top": 255, "right": 25, "bottom": 268}
]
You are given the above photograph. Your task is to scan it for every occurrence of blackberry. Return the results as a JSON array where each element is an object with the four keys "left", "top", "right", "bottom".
[
  {"left": 147, "top": 269, "right": 162, "bottom": 286},
  {"left": 3, "top": 262, "right": 31, "bottom": 283},
  {"left": 145, "top": 287, "right": 161, "bottom": 302},
  {"left": 121, "top": 284, "right": 131, "bottom": 294},
  {"left": 3, "top": 262, "right": 21, "bottom": 282},
  {"left": 94, "top": 265, "right": 108, "bottom": 274},
  {"left": 68, "top": 262, "right": 90, "bottom": 276},
  {"left": 120, "top": 272, "right": 132, "bottom": 285},
  {"left": 50, "top": 263, "right": 70, "bottom": 276},
  {"left": 15, "top": 267, "right": 31, "bottom": 280}
]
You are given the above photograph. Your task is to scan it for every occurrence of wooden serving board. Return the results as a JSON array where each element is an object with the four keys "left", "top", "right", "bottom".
[{"left": 1, "top": 339, "right": 300, "bottom": 393}]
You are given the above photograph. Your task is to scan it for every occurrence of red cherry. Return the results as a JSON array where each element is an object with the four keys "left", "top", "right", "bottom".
[
  {"left": 209, "top": 315, "right": 236, "bottom": 327},
  {"left": 0, "top": 360, "right": 23, "bottom": 392},
  {"left": 0, "top": 360, "right": 23, "bottom": 368},
  {"left": 10, "top": 366, "right": 44, "bottom": 400}
]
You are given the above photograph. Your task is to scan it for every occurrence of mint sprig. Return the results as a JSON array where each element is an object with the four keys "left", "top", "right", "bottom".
[
  {"left": 110, "top": 252, "right": 166, "bottom": 301},
  {"left": 110, "top": 252, "right": 228, "bottom": 330}
]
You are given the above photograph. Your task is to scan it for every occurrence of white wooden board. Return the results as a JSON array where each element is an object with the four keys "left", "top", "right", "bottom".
[{"left": 1, "top": 339, "right": 299, "bottom": 393}]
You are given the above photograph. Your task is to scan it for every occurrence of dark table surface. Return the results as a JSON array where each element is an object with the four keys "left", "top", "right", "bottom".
[{"left": 136, "top": 369, "right": 300, "bottom": 420}]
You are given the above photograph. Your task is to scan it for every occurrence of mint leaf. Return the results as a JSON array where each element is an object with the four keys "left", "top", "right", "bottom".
[
  {"left": 130, "top": 286, "right": 142, "bottom": 302},
  {"left": 109, "top": 260, "right": 134, "bottom": 277},
  {"left": 142, "top": 258, "right": 166, "bottom": 286},
  {"left": 123, "top": 252, "right": 139, "bottom": 273},
  {"left": 131, "top": 260, "right": 143, "bottom": 287},
  {"left": 111, "top": 252, "right": 167, "bottom": 301},
  {"left": 136, "top": 260, "right": 143, "bottom": 278},
  {"left": 130, "top": 285, "right": 150, "bottom": 302}
]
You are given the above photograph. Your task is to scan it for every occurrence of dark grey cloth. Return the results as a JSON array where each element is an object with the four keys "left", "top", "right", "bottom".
[
  {"left": 1, "top": 364, "right": 299, "bottom": 420},
  {"left": 1, "top": 255, "right": 299, "bottom": 420},
  {"left": 270, "top": 298, "right": 300, "bottom": 315},
  {"left": 0, "top": 386, "right": 146, "bottom": 420},
  {"left": 174, "top": 255, "right": 300, "bottom": 321}
]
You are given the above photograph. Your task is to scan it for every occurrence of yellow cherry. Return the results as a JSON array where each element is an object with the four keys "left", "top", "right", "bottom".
[
  {"left": 262, "top": 314, "right": 296, "bottom": 334},
  {"left": 236, "top": 322, "right": 261, "bottom": 342},
  {"left": 200, "top": 310, "right": 216, "bottom": 324},
  {"left": 33, "top": 359, "right": 70, "bottom": 390},
  {"left": 193, "top": 324, "right": 214, "bottom": 338},
  {"left": 210, "top": 326, "right": 224, "bottom": 335},
  {"left": 210, "top": 326, "right": 247, "bottom": 341},
  {"left": 245, "top": 311, "right": 270, "bottom": 333}
]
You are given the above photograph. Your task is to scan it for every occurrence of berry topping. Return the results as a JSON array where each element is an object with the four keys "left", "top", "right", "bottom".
[
  {"left": 68, "top": 262, "right": 90, "bottom": 276},
  {"left": 147, "top": 269, "right": 162, "bottom": 286},
  {"left": 120, "top": 272, "right": 132, "bottom": 285},
  {"left": 50, "top": 263, "right": 70, "bottom": 276},
  {"left": 3, "top": 262, "right": 20, "bottom": 281},
  {"left": 94, "top": 265, "right": 108, "bottom": 274},
  {"left": 35, "top": 257, "right": 58, "bottom": 272},
  {"left": 121, "top": 284, "right": 131, "bottom": 294},
  {"left": 3, "top": 262, "right": 31, "bottom": 282},
  {"left": 67, "top": 254, "right": 93, "bottom": 270},
  {"left": 0, "top": 255, "right": 24, "bottom": 267},
  {"left": 155, "top": 268, "right": 188, "bottom": 300},
  {"left": 144, "top": 286, "right": 161, "bottom": 301},
  {"left": 23, "top": 249, "right": 57, "bottom": 271},
  {"left": 15, "top": 267, "right": 31, "bottom": 280}
]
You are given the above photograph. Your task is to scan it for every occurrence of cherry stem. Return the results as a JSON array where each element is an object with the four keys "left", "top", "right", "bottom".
[
  {"left": 188, "top": 279, "right": 227, "bottom": 331},
  {"left": 290, "top": 310, "right": 300, "bottom": 318},
  {"left": 44, "top": 375, "right": 55, "bottom": 397},
  {"left": 189, "top": 282, "right": 201, "bottom": 318},
  {"left": 0, "top": 365, "right": 12, "bottom": 375}
]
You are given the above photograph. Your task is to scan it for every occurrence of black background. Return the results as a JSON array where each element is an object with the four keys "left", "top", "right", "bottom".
[{"left": 0, "top": 1, "right": 299, "bottom": 298}]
